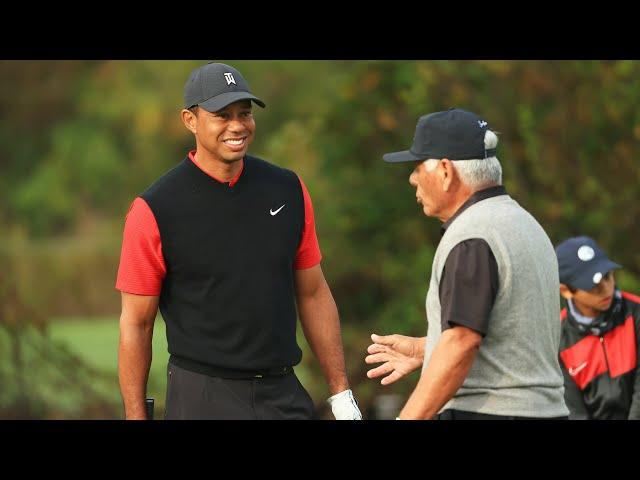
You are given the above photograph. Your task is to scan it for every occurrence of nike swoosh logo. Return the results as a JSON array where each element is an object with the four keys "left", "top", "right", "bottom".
[
  {"left": 270, "top": 204, "right": 285, "bottom": 216},
  {"left": 568, "top": 362, "right": 587, "bottom": 376}
]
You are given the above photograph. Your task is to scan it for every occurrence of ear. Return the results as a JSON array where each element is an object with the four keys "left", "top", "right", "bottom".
[
  {"left": 181, "top": 109, "right": 197, "bottom": 134},
  {"left": 559, "top": 283, "right": 574, "bottom": 300},
  {"left": 440, "top": 158, "right": 455, "bottom": 192},
  {"left": 409, "top": 163, "right": 420, "bottom": 186}
]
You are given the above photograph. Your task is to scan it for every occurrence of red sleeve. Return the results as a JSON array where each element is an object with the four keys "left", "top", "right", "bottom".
[
  {"left": 115, "top": 197, "right": 166, "bottom": 295},
  {"left": 294, "top": 175, "right": 322, "bottom": 270}
]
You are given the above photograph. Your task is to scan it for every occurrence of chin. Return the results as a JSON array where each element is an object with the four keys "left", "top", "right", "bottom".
[
  {"left": 601, "top": 301, "right": 614, "bottom": 311},
  {"left": 222, "top": 155, "right": 244, "bottom": 164}
]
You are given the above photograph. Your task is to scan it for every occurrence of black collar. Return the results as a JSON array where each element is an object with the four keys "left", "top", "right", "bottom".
[{"left": 441, "top": 185, "right": 507, "bottom": 236}]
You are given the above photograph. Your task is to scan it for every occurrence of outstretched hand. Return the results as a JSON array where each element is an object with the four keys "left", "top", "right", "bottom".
[{"left": 365, "top": 333, "right": 425, "bottom": 385}]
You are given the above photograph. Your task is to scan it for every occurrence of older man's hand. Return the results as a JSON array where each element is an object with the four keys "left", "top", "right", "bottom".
[{"left": 365, "top": 333, "right": 425, "bottom": 385}]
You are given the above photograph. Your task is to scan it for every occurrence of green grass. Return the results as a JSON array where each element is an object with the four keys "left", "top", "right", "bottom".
[
  {"left": 45, "top": 316, "right": 321, "bottom": 419},
  {"left": 48, "top": 316, "right": 170, "bottom": 417}
]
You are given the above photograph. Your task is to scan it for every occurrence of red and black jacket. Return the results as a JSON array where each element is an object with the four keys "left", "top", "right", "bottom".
[{"left": 559, "top": 290, "right": 640, "bottom": 419}]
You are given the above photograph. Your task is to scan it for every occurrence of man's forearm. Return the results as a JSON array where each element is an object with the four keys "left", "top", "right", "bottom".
[
  {"left": 413, "top": 336, "right": 426, "bottom": 362},
  {"left": 118, "top": 320, "right": 154, "bottom": 419},
  {"left": 298, "top": 284, "right": 349, "bottom": 395},
  {"left": 399, "top": 329, "right": 480, "bottom": 419}
]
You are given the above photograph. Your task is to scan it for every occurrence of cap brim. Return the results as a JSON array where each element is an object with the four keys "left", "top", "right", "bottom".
[
  {"left": 382, "top": 150, "right": 424, "bottom": 163},
  {"left": 571, "top": 259, "right": 622, "bottom": 291},
  {"left": 197, "top": 92, "right": 266, "bottom": 112}
]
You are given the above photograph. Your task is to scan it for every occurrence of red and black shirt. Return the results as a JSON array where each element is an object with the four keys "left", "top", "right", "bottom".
[{"left": 116, "top": 151, "right": 322, "bottom": 376}]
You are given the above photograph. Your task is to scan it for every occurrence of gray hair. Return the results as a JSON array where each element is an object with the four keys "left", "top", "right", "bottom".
[{"left": 423, "top": 130, "right": 502, "bottom": 191}]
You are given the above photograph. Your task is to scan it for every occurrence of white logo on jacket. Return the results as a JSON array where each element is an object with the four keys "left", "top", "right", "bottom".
[
  {"left": 270, "top": 204, "right": 285, "bottom": 216},
  {"left": 568, "top": 361, "right": 588, "bottom": 376}
]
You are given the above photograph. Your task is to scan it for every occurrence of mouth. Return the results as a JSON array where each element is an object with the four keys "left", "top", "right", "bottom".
[
  {"left": 600, "top": 296, "right": 613, "bottom": 305},
  {"left": 222, "top": 136, "right": 248, "bottom": 150}
]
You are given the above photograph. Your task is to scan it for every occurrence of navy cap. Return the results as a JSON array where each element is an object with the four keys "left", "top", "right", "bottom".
[
  {"left": 184, "top": 62, "right": 266, "bottom": 112},
  {"left": 555, "top": 236, "right": 622, "bottom": 291},
  {"left": 383, "top": 108, "right": 496, "bottom": 163}
]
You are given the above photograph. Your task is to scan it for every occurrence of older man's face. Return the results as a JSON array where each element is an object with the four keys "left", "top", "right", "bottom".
[{"left": 409, "top": 160, "right": 444, "bottom": 219}]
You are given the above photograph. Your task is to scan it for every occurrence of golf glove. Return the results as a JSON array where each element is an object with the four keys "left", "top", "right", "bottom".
[{"left": 327, "top": 389, "right": 362, "bottom": 420}]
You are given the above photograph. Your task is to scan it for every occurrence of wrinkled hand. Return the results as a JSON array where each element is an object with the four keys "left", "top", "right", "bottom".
[
  {"left": 327, "top": 389, "right": 362, "bottom": 420},
  {"left": 365, "top": 333, "right": 424, "bottom": 385}
]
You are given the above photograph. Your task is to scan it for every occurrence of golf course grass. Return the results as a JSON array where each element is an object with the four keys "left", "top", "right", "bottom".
[{"left": 48, "top": 316, "right": 169, "bottom": 418}]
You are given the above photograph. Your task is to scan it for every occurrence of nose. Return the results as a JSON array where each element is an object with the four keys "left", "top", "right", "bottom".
[
  {"left": 227, "top": 118, "right": 245, "bottom": 132},
  {"left": 595, "top": 273, "right": 615, "bottom": 296},
  {"left": 603, "top": 273, "right": 615, "bottom": 292}
]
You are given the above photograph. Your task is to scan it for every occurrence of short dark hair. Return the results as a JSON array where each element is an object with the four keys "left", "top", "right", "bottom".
[{"left": 188, "top": 105, "right": 199, "bottom": 116}]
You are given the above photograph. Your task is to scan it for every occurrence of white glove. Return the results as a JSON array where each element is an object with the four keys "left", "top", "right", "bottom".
[{"left": 326, "top": 389, "right": 362, "bottom": 420}]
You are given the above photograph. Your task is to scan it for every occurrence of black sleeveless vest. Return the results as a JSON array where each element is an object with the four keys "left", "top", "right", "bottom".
[{"left": 141, "top": 155, "right": 305, "bottom": 373}]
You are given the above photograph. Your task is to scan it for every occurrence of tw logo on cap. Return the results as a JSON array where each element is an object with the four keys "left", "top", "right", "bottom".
[
  {"left": 478, "top": 120, "right": 487, "bottom": 128},
  {"left": 224, "top": 73, "right": 236, "bottom": 86}
]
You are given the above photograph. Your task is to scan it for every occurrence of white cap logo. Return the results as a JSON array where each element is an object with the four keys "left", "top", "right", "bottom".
[
  {"left": 224, "top": 73, "right": 236, "bottom": 86},
  {"left": 577, "top": 245, "right": 595, "bottom": 262},
  {"left": 593, "top": 272, "right": 603, "bottom": 284},
  {"left": 478, "top": 120, "right": 487, "bottom": 128}
]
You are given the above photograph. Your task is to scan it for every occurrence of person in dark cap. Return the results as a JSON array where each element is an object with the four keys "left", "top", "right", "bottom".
[
  {"left": 556, "top": 236, "right": 640, "bottom": 419},
  {"left": 365, "top": 108, "right": 569, "bottom": 419},
  {"left": 116, "top": 62, "right": 361, "bottom": 420}
]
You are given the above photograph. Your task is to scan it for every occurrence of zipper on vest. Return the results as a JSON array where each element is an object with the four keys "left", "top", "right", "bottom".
[{"left": 600, "top": 336, "right": 611, "bottom": 373}]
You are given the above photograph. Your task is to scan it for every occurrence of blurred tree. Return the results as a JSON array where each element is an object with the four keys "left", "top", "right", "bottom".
[{"left": 0, "top": 254, "right": 121, "bottom": 418}]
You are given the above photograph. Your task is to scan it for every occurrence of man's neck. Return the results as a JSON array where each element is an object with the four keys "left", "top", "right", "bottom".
[
  {"left": 194, "top": 150, "right": 244, "bottom": 183},
  {"left": 568, "top": 299, "right": 598, "bottom": 321},
  {"left": 439, "top": 188, "right": 475, "bottom": 223},
  {"left": 439, "top": 184, "right": 500, "bottom": 223}
]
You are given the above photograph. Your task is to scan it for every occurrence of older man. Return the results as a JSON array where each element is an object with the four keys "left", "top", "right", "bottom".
[{"left": 366, "top": 108, "right": 568, "bottom": 420}]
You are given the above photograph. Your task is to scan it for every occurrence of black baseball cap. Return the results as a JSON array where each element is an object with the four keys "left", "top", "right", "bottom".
[
  {"left": 184, "top": 62, "right": 266, "bottom": 112},
  {"left": 555, "top": 236, "right": 622, "bottom": 291},
  {"left": 383, "top": 108, "right": 496, "bottom": 163}
]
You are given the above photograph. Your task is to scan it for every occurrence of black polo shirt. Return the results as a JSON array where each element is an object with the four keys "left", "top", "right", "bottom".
[{"left": 438, "top": 186, "right": 506, "bottom": 336}]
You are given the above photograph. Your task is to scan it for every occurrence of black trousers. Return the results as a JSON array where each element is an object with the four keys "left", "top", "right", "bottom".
[
  {"left": 164, "top": 362, "right": 316, "bottom": 420},
  {"left": 436, "top": 409, "right": 569, "bottom": 420}
]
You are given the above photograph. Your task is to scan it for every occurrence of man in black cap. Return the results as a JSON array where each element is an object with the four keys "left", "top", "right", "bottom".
[
  {"left": 116, "top": 62, "right": 361, "bottom": 420},
  {"left": 556, "top": 236, "right": 640, "bottom": 419},
  {"left": 365, "top": 108, "right": 569, "bottom": 419}
]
